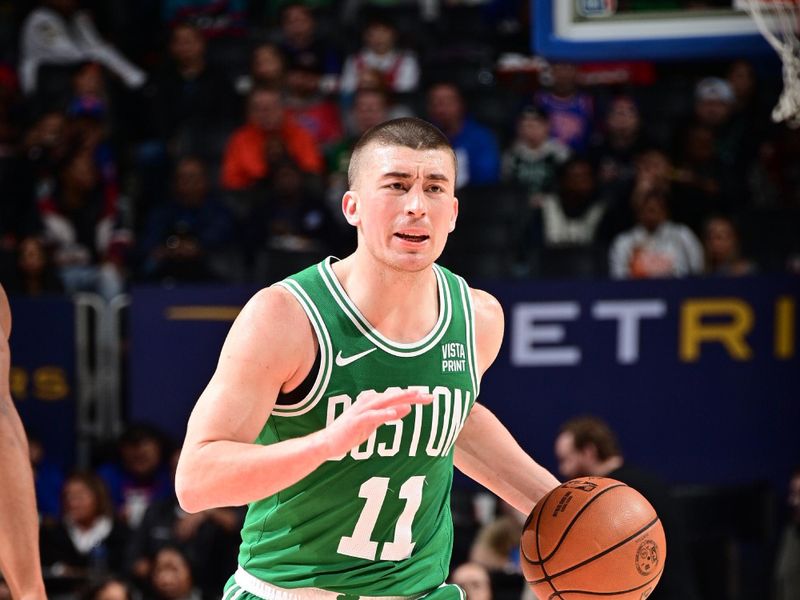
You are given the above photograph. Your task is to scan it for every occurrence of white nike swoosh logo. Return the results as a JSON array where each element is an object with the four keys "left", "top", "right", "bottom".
[{"left": 335, "top": 347, "right": 377, "bottom": 367}]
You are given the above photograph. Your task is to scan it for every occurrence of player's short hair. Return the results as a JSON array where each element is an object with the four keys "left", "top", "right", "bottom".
[
  {"left": 559, "top": 416, "right": 622, "bottom": 461},
  {"left": 348, "top": 117, "right": 456, "bottom": 188}
]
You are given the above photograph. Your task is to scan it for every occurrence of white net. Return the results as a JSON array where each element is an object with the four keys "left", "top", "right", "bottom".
[{"left": 740, "top": 0, "right": 800, "bottom": 127}]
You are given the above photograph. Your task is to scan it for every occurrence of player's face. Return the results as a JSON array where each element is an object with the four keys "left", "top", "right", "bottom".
[{"left": 345, "top": 143, "right": 458, "bottom": 273}]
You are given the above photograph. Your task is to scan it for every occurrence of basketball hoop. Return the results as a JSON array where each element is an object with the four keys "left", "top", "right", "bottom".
[{"left": 739, "top": 0, "right": 800, "bottom": 127}]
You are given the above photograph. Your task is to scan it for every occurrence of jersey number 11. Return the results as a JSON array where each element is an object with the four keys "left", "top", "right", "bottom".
[{"left": 337, "top": 475, "right": 425, "bottom": 561}]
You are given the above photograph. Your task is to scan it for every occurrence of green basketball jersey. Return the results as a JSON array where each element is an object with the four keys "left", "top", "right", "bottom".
[{"left": 236, "top": 257, "right": 480, "bottom": 596}]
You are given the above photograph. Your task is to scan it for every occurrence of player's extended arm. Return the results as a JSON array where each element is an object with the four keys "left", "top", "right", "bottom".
[
  {"left": 455, "top": 403, "right": 560, "bottom": 516},
  {"left": 453, "top": 289, "right": 560, "bottom": 516},
  {"left": 0, "top": 286, "right": 47, "bottom": 600},
  {"left": 175, "top": 286, "right": 431, "bottom": 513}
]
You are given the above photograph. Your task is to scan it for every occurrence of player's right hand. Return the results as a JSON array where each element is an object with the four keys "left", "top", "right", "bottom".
[{"left": 322, "top": 388, "right": 433, "bottom": 459}]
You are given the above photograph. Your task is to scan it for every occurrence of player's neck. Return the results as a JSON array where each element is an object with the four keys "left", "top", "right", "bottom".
[{"left": 333, "top": 254, "right": 439, "bottom": 343}]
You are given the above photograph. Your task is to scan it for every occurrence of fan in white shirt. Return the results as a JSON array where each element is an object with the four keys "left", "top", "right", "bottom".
[{"left": 609, "top": 190, "right": 703, "bottom": 279}]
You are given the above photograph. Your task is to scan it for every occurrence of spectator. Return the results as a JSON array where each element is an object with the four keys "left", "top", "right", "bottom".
[
  {"left": 775, "top": 466, "right": 800, "bottom": 600},
  {"left": 450, "top": 562, "right": 492, "bottom": 600},
  {"left": 126, "top": 449, "right": 243, "bottom": 598},
  {"left": 609, "top": 189, "right": 703, "bottom": 279},
  {"left": 138, "top": 156, "right": 235, "bottom": 283},
  {"left": 12, "top": 111, "right": 69, "bottom": 238},
  {"left": 38, "top": 148, "right": 127, "bottom": 299},
  {"left": 235, "top": 43, "right": 286, "bottom": 96},
  {"left": 97, "top": 424, "right": 173, "bottom": 529},
  {"left": 275, "top": 3, "right": 339, "bottom": 93},
  {"left": 147, "top": 546, "right": 202, "bottom": 600},
  {"left": 597, "top": 146, "right": 674, "bottom": 245},
  {"left": 66, "top": 64, "right": 121, "bottom": 233},
  {"left": 672, "top": 124, "right": 728, "bottom": 231},
  {"left": 502, "top": 106, "right": 570, "bottom": 205},
  {"left": 554, "top": 416, "right": 702, "bottom": 600},
  {"left": 469, "top": 507, "right": 522, "bottom": 573},
  {"left": 221, "top": 86, "right": 324, "bottom": 191},
  {"left": 528, "top": 158, "right": 607, "bottom": 250},
  {"left": 147, "top": 22, "right": 238, "bottom": 149},
  {"left": 703, "top": 215, "right": 756, "bottom": 276},
  {"left": 69, "top": 61, "right": 107, "bottom": 112},
  {"left": 19, "top": 0, "right": 146, "bottom": 96},
  {"left": 590, "top": 95, "right": 646, "bottom": 203},
  {"left": 40, "top": 470, "right": 130, "bottom": 580},
  {"left": 535, "top": 62, "right": 594, "bottom": 152},
  {"left": 427, "top": 82, "right": 500, "bottom": 188},
  {"left": 691, "top": 76, "right": 752, "bottom": 175},
  {"left": 284, "top": 56, "right": 343, "bottom": 149},
  {"left": 466, "top": 500, "right": 529, "bottom": 600},
  {"left": 339, "top": 17, "right": 420, "bottom": 102},
  {"left": 3, "top": 236, "right": 64, "bottom": 297},
  {"left": 81, "top": 576, "right": 133, "bottom": 600},
  {"left": 260, "top": 159, "right": 335, "bottom": 253}
]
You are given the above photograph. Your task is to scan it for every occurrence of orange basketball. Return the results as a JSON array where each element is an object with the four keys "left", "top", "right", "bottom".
[{"left": 520, "top": 477, "right": 666, "bottom": 600}]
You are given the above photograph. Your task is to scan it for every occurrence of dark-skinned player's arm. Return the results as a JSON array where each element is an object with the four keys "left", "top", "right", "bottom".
[
  {"left": 0, "top": 285, "right": 47, "bottom": 600},
  {"left": 454, "top": 289, "right": 560, "bottom": 516},
  {"left": 176, "top": 286, "right": 431, "bottom": 513}
]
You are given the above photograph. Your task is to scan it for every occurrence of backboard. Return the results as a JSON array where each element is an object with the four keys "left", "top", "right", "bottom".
[{"left": 532, "top": 0, "right": 780, "bottom": 60}]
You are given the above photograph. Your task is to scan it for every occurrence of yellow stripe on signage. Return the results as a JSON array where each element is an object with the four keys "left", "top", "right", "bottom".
[{"left": 165, "top": 306, "right": 242, "bottom": 321}]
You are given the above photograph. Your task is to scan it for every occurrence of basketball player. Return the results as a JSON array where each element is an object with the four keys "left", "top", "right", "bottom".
[
  {"left": 176, "top": 118, "right": 560, "bottom": 600},
  {"left": 0, "top": 284, "right": 47, "bottom": 600}
]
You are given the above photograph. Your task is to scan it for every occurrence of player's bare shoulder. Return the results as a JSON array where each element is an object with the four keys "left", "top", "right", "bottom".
[
  {"left": 234, "top": 285, "right": 316, "bottom": 361},
  {"left": 469, "top": 287, "right": 504, "bottom": 376}
]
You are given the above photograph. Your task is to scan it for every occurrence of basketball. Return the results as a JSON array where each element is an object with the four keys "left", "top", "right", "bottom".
[{"left": 521, "top": 477, "right": 666, "bottom": 600}]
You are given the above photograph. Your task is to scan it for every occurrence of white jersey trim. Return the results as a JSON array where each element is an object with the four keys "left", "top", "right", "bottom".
[
  {"left": 318, "top": 258, "right": 452, "bottom": 357},
  {"left": 233, "top": 566, "right": 422, "bottom": 600},
  {"left": 455, "top": 276, "right": 480, "bottom": 399},
  {"left": 271, "top": 279, "right": 333, "bottom": 417}
]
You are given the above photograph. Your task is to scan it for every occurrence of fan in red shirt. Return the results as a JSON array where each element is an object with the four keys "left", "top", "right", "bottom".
[{"left": 221, "top": 86, "right": 323, "bottom": 191}]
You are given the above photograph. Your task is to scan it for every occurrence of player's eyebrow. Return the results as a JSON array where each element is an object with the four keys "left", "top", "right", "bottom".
[
  {"left": 426, "top": 173, "right": 450, "bottom": 182},
  {"left": 380, "top": 171, "right": 450, "bottom": 182},
  {"left": 380, "top": 171, "right": 413, "bottom": 180}
]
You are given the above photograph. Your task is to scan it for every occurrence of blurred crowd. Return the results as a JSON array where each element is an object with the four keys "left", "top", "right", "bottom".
[
  {"left": 8, "top": 423, "right": 243, "bottom": 600},
  {"left": 0, "top": 0, "right": 798, "bottom": 300},
  {"left": 1, "top": 1, "right": 800, "bottom": 598},
  {"left": 11, "top": 417, "right": 799, "bottom": 600}
]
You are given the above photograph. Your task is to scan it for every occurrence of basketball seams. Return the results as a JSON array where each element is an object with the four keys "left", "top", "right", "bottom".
[
  {"left": 534, "top": 487, "right": 559, "bottom": 598},
  {"left": 545, "top": 564, "right": 664, "bottom": 599},
  {"left": 526, "top": 516, "right": 661, "bottom": 584},
  {"left": 522, "top": 480, "right": 666, "bottom": 600},
  {"left": 522, "top": 483, "right": 628, "bottom": 565}
]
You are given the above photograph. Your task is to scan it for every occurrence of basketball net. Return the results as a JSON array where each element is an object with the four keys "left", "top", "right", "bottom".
[{"left": 739, "top": 0, "right": 800, "bottom": 127}]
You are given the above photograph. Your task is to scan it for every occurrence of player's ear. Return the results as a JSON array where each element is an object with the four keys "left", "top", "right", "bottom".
[
  {"left": 342, "top": 190, "right": 360, "bottom": 226},
  {"left": 448, "top": 196, "right": 458, "bottom": 233}
]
